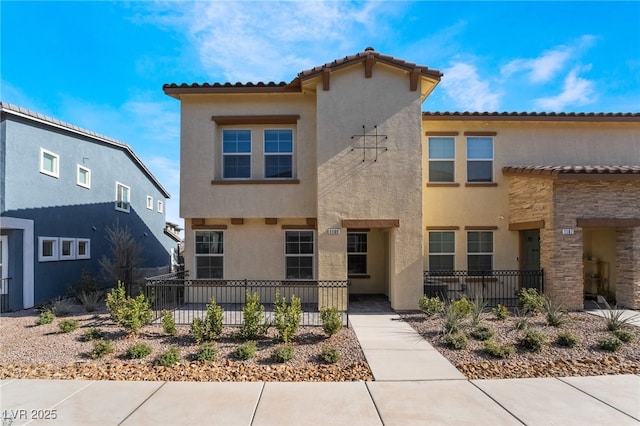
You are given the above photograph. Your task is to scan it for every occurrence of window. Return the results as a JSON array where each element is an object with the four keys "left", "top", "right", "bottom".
[
  {"left": 285, "top": 231, "right": 314, "bottom": 279},
  {"left": 429, "top": 231, "right": 455, "bottom": 271},
  {"left": 38, "top": 237, "right": 59, "bottom": 262},
  {"left": 428, "top": 137, "right": 455, "bottom": 182},
  {"left": 347, "top": 233, "right": 367, "bottom": 275},
  {"left": 195, "top": 231, "right": 224, "bottom": 279},
  {"left": 467, "top": 137, "right": 493, "bottom": 182},
  {"left": 59, "top": 238, "right": 75, "bottom": 260},
  {"left": 264, "top": 129, "right": 293, "bottom": 178},
  {"left": 146, "top": 196, "right": 153, "bottom": 210},
  {"left": 40, "top": 148, "right": 59, "bottom": 178},
  {"left": 76, "top": 239, "right": 91, "bottom": 260},
  {"left": 76, "top": 165, "right": 91, "bottom": 188},
  {"left": 115, "top": 182, "right": 130, "bottom": 212},
  {"left": 467, "top": 231, "right": 493, "bottom": 271},
  {"left": 223, "top": 129, "right": 251, "bottom": 179},
  {"left": 157, "top": 200, "right": 164, "bottom": 213}
]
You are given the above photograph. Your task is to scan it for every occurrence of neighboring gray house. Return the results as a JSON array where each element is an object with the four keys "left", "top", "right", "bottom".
[{"left": 0, "top": 102, "right": 176, "bottom": 311}]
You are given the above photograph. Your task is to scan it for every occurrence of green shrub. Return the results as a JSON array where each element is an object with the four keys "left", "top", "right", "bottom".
[
  {"left": 442, "top": 332, "right": 468, "bottom": 350},
  {"left": 82, "top": 327, "right": 103, "bottom": 341},
  {"left": 58, "top": 319, "right": 79, "bottom": 333},
  {"left": 418, "top": 296, "right": 445, "bottom": 317},
  {"left": 190, "top": 298, "right": 224, "bottom": 343},
  {"left": 483, "top": 340, "right": 516, "bottom": 358},
  {"left": 320, "top": 346, "right": 341, "bottom": 364},
  {"left": 470, "top": 323, "right": 494, "bottom": 341},
  {"left": 521, "top": 329, "right": 548, "bottom": 352},
  {"left": 492, "top": 304, "right": 510, "bottom": 321},
  {"left": 613, "top": 328, "right": 634, "bottom": 343},
  {"left": 543, "top": 297, "right": 566, "bottom": 327},
  {"left": 239, "top": 292, "right": 269, "bottom": 340},
  {"left": 598, "top": 336, "right": 623, "bottom": 352},
  {"left": 450, "top": 296, "right": 472, "bottom": 317},
  {"left": 513, "top": 308, "right": 531, "bottom": 330},
  {"left": 196, "top": 342, "right": 218, "bottom": 362},
  {"left": 442, "top": 302, "right": 465, "bottom": 334},
  {"left": 106, "top": 281, "right": 152, "bottom": 334},
  {"left": 89, "top": 339, "right": 114, "bottom": 359},
  {"left": 51, "top": 297, "right": 75, "bottom": 316},
  {"left": 271, "top": 344, "right": 294, "bottom": 363},
  {"left": 319, "top": 306, "right": 343, "bottom": 337},
  {"left": 518, "top": 288, "right": 545, "bottom": 315},
  {"left": 161, "top": 310, "right": 177, "bottom": 337},
  {"left": 78, "top": 291, "right": 102, "bottom": 312},
  {"left": 126, "top": 343, "right": 152, "bottom": 359},
  {"left": 36, "top": 309, "right": 55, "bottom": 325},
  {"left": 470, "top": 295, "right": 487, "bottom": 326},
  {"left": 274, "top": 292, "right": 302, "bottom": 343},
  {"left": 154, "top": 346, "right": 181, "bottom": 366},
  {"left": 234, "top": 341, "right": 257, "bottom": 360},
  {"left": 556, "top": 331, "right": 580, "bottom": 347},
  {"left": 68, "top": 270, "right": 100, "bottom": 301},
  {"left": 599, "top": 301, "right": 639, "bottom": 332}
]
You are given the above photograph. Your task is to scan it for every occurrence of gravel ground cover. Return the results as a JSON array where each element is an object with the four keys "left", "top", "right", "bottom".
[{"left": 400, "top": 309, "right": 640, "bottom": 379}]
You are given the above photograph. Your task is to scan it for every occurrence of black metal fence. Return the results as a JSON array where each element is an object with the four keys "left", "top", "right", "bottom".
[
  {"left": 143, "top": 271, "right": 350, "bottom": 326},
  {"left": 424, "top": 270, "right": 544, "bottom": 308}
]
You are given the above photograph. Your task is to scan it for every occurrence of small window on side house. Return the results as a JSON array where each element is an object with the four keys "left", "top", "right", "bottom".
[
  {"left": 77, "top": 165, "right": 91, "bottom": 188},
  {"left": 38, "top": 237, "right": 59, "bottom": 262},
  {"left": 115, "top": 182, "right": 130, "bottom": 212},
  {"left": 146, "top": 196, "right": 153, "bottom": 210},
  {"left": 157, "top": 200, "right": 164, "bottom": 213},
  {"left": 76, "top": 239, "right": 91, "bottom": 260},
  {"left": 59, "top": 238, "right": 76, "bottom": 260},
  {"left": 40, "top": 148, "right": 59, "bottom": 178}
]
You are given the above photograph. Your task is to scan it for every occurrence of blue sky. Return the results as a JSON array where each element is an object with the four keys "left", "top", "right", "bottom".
[{"left": 2, "top": 1, "right": 639, "bottom": 228}]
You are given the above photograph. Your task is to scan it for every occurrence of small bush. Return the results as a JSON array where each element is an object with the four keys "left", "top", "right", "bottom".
[
  {"left": 234, "top": 341, "right": 257, "bottom": 360},
  {"left": 82, "top": 327, "right": 103, "bottom": 341},
  {"left": 106, "top": 281, "right": 152, "bottom": 334},
  {"left": 191, "top": 298, "right": 225, "bottom": 343},
  {"left": 154, "top": 346, "right": 181, "bottom": 366},
  {"left": 492, "top": 304, "right": 510, "bottom": 321},
  {"left": 51, "top": 297, "right": 75, "bottom": 316},
  {"left": 319, "top": 306, "right": 343, "bottom": 337},
  {"left": 470, "top": 295, "right": 487, "bottom": 326},
  {"left": 470, "top": 323, "right": 494, "bottom": 341},
  {"left": 418, "top": 296, "right": 445, "bottom": 317},
  {"left": 613, "top": 328, "right": 634, "bottom": 343},
  {"left": 126, "top": 343, "right": 152, "bottom": 359},
  {"left": 161, "top": 310, "right": 177, "bottom": 337},
  {"left": 442, "top": 332, "right": 468, "bottom": 350},
  {"left": 36, "top": 309, "right": 55, "bottom": 325},
  {"left": 89, "top": 339, "right": 114, "bottom": 359},
  {"left": 450, "top": 296, "right": 472, "bottom": 318},
  {"left": 518, "top": 288, "right": 545, "bottom": 315},
  {"left": 521, "top": 329, "right": 548, "bottom": 352},
  {"left": 58, "top": 319, "right": 79, "bottom": 333},
  {"left": 271, "top": 344, "right": 294, "bottom": 363},
  {"left": 239, "top": 292, "right": 269, "bottom": 340},
  {"left": 196, "top": 342, "right": 218, "bottom": 362},
  {"left": 274, "top": 292, "right": 302, "bottom": 343},
  {"left": 556, "top": 331, "right": 580, "bottom": 347},
  {"left": 598, "top": 336, "right": 623, "bottom": 352},
  {"left": 320, "top": 346, "right": 341, "bottom": 364},
  {"left": 543, "top": 297, "right": 566, "bottom": 327},
  {"left": 513, "top": 308, "right": 531, "bottom": 331},
  {"left": 483, "top": 340, "right": 516, "bottom": 358},
  {"left": 599, "top": 301, "right": 639, "bottom": 332},
  {"left": 68, "top": 270, "right": 100, "bottom": 301},
  {"left": 78, "top": 291, "right": 102, "bottom": 312},
  {"left": 442, "top": 303, "right": 465, "bottom": 334}
]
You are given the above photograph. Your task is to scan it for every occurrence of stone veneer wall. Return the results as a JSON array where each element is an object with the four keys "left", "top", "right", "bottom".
[{"left": 616, "top": 228, "right": 640, "bottom": 308}]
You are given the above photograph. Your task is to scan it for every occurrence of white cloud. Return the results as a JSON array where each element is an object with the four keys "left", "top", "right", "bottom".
[
  {"left": 441, "top": 62, "right": 501, "bottom": 111},
  {"left": 535, "top": 67, "right": 596, "bottom": 111}
]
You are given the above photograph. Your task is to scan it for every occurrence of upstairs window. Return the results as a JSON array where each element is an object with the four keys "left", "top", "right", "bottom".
[
  {"left": 40, "top": 148, "right": 59, "bottom": 178},
  {"left": 428, "top": 137, "right": 455, "bottom": 182},
  {"left": 285, "top": 231, "right": 314, "bottom": 279},
  {"left": 223, "top": 130, "right": 251, "bottom": 179},
  {"left": 467, "top": 137, "right": 493, "bottom": 182},
  {"left": 157, "top": 200, "right": 164, "bottom": 213},
  {"left": 467, "top": 231, "right": 493, "bottom": 271},
  {"left": 429, "top": 231, "right": 455, "bottom": 271},
  {"left": 195, "top": 231, "right": 224, "bottom": 279},
  {"left": 347, "top": 233, "right": 367, "bottom": 275},
  {"left": 146, "top": 196, "right": 153, "bottom": 210},
  {"left": 115, "top": 182, "right": 130, "bottom": 212},
  {"left": 38, "top": 237, "right": 59, "bottom": 262},
  {"left": 264, "top": 129, "right": 293, "bottom": 178},
  {"left": 77, "top": 165, "right": 91, "bottom": 188}
]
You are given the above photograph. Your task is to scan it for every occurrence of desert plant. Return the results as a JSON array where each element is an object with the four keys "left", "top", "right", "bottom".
[
  {"left": 556, "top": 331, "right": 580, "bottom": 347},
  {"left": 483, "top": 340, "right": 516, "bottom": 358},
  {"left": 543, "top": 297, "right": 566, "bottom": 327},
  {"left": 196, "top": 342, "right": 218, "bottom": 362},
  {"left": 518, "top": 288, "right": 545, "bottom": 315},
  {"left": 442, "top": 302, "right": 465, "bottom": 334},
  {"left": 598, "top": 336, "right": 623, "bottom": 352},
  {"left": 99, "top": 224, "right": 144, "bottom": 285},
  {"left": 234, "top": 341, "right": 257, "bottom": 360},
  {"left": 89, "top": 339, "right": 114, "bottom": 359},
  {"left": 521, "top": 329, "right": 548, "bottom": 352},
  {"left": 513, "top": 307, "right": 531, "bottom": 330},
  {"left": 161, "top": 310, "right": 177, "bottom": 337},
  {"left": 239, "top": 292, "right": 269, "bottom": 340},
  {"left": 470, "top": 295, "right": 487, "bottom": 326},
  {"left": 191, "top": 298, "right": 225, "bottom": 343},
  {"left": 492, "top": 304, "right": 510, "bottom": 321},
  {"left": 68, "top": 270, "right": 100, "bottom": 301},
  {"left": 319, "top": 306, "right": 343, "bottom": 337},
  {"left": 36, "top": 309, "right": 55, "bottom": 325},
  {"left": 442, "top": 332, "right": 468, "bottom": 350},
  {"left": 320, "top": 346, "right": 341, "bottom": 364},
  {"left": 599, "top": 301, "right": 639, "bottom": 331},
  {"left": 271, "top": 344, "right": 294, "bottom": 363},
  {"left": 470, "top": 323, "right": 494, "bottom": 341},
  {"left": 82, "top": 327, "right": 103, "bottom": 341},
  {"left": 418, "top": 296, "right": 445, "bottom": 317},
  {"left": 78, "top": 291, "right": 102, "bottom": 312},
  {"left": 126, "top": 343, "right": 153, "bottom": 359},
  {"left": 51, "top": 297, "right": 75, "bottom": 316},
  {"left": 106, "top": 281, "right": 152, "bottom": 334},
  {"left": 613, "top": 328, "right": 634, "bottom": 343},
  {"left": 154, "top": 346, "right": 181, "bottom": 366},
  {"left": 450, "top": 296, "right": 472, "bottom": 318},
  {"left": 273, "top": 292, "right": 302, "bottom": 343},
  {"left": 58, "top": 319, "right": 79, "bottom": 333}
]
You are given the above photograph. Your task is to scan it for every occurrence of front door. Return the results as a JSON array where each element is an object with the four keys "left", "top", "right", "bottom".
[
  {"left": 0, "top": 235, "right": 9, "bottom": 312},
  {"left": 520, "top": 230, "right": 540, "bottom": 289}
]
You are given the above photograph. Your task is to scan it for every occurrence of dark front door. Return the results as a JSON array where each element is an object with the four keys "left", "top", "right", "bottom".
[{"left": 520, "top": 230, "right": 541, "bottom": 289}]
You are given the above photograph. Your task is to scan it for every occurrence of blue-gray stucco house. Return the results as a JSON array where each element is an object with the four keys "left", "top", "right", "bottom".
[{"left": 0, "top": 102, "right": 178, "bottom": 311}]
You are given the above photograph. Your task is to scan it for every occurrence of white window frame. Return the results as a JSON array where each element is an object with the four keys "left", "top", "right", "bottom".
[
  {"left": 428, "top": 231, "right": 455, "bottom": 271},
  {"left": 467, "top": 231, "right": 494, "bottom": 271},
  {"left": 466, "top": 136, "right": 494, "bottom": 183},
  {"left": 59, "top": 238, "right": 76, "bottom": 260},
  {"left": 428, "top": 137, "right": 455, "bottom": 183},
  {"left": 0, "top": 235, "right": 8, "bottom": 294},
  {"left": 39, "top": 148, "right": 59, "bottom": 178},
  {"left": 115, "top": 182, "right": 131, "bottom": 212},
  {"left": 264, "top": 128, "right": 294, "bottom": 179},
  {"left": 284, "top": 230, "right": 315, "bottom": 280},
  {"left": 194, "top": 230, "right": 224, "bottom": 279},
  {"left": 347, "top": 232, "right": 368, "bottom": 275},
  {"left": 76, "top": 164, "right": 91, "bottom": 189},
  {"left": 38, "top": 237, "right": 59, "bottom": 262},
  {"left": 146, "top": 196, "right": 153, "bottom": 210},
  {"left": 222, "top": 129, "right": 252, "bottom": 179},
  {"left": 157, "top": 200, "right": 164, "bottom": 213},
  {"left": 76, "top": 238, "right": 91, "bottom": 260}
]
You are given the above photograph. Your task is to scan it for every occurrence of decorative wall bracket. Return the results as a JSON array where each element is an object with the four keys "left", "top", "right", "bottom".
[{"left": 350, "top": 125, "right": 388, "bottom": 162}]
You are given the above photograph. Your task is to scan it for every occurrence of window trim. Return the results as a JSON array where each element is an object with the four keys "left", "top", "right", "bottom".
[
  {"left": 194, "top": 230, "right": 224, "bottom": 279},
  {"left": 467, "top": 231, "right": 494, "bottom": 271},
  {"left": 347, "top": 232, "right": 368, "bottom": 276},
  {"left": 76, "top": 238, "right": 91, "bottom": 260},
  {"left": 115, "top": 182, "right": 131, "bottom": 212},
  {"left": 428, "top": 136, "right": 455, "bottom": 183},
  {"left": 76, "top": 164, "right": 91, "bottom": 188},
  {"left": 428, "top": 231, "right": 455, "bottom": 271},
  {"left": 157, "top": 200, "right": 164, "bottom": 213},
  {"left": 59, "top": 238, "right": 76, "bottom": 260},
  {"left": 39, "top": 148, "right": 60, "bottom": 178},
  {"left": 264, "top": 128, "right": 294, "bottom": 179},
  {"left": 222, "top": 129, "right": 252, "bottom": 180},
  {"left": 38, "top": 237, "right": 59, "bottom": 262},
  {"left": 146, "top": 196, "right": 153, "bottom": 210},
  {"left": 466, "top": 136, "right": 494, "bottom": 183},
  {"left": 284, "top": 230, "right": 315, "bottom": 280}
]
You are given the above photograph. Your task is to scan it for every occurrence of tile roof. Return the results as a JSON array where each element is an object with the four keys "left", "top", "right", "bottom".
[
  {"left": 423, "top": 112, "right": 640, "bottom": 121},
  {"left": 502, "top": 165, "right": 640, "bottom": 179}
]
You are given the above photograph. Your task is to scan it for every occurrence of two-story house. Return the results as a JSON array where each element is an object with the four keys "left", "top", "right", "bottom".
[
  {"left": 0, "top": 102, "right": 177, "bottom": 311},
  {"left": 163, "top": 48, "right": 640, "bottom": 311}
]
